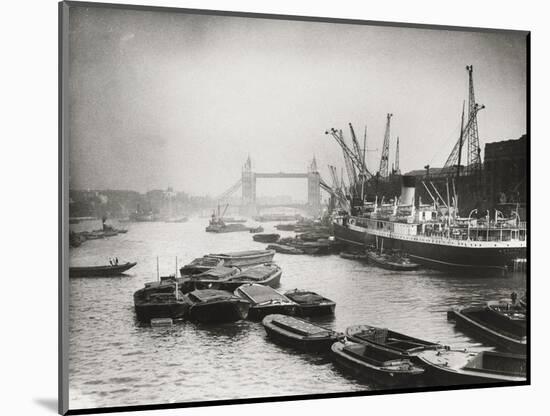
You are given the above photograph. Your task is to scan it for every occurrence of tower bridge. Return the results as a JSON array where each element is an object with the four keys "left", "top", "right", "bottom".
[{"left": 217, "top": 156, "right": 326, "bottom": 217}]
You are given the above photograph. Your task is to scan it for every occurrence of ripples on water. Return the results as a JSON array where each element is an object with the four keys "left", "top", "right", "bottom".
[{"left": 68, "top": 219, "right": 526, "bottom": 409}]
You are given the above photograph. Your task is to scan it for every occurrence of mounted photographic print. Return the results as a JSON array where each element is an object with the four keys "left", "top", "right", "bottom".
[{"left": 59, "top": 1, "right": 529, "bottom": 414}]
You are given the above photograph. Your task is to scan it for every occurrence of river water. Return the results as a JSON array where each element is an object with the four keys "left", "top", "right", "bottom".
[{"left": 68, "top": 218, "right": 526, "bottom": 410}]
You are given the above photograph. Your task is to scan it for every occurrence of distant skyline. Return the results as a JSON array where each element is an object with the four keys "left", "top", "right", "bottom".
[{"left": 68, "top": 6, "right": 527, "bottom": 199}]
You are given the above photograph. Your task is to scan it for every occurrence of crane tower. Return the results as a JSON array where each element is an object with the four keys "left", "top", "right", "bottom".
[{"left": 378, "top": 113, "right": 393, "bottom": 179}]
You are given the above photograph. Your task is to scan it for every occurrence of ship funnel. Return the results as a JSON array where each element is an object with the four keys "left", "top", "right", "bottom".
[{"left": 400, "top": 175, "right": 416, "bottom": 206}]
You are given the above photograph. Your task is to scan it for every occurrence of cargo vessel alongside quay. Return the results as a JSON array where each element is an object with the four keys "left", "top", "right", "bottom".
[{"left": 332, "top": 176, "right": 527, "bottom": 272}]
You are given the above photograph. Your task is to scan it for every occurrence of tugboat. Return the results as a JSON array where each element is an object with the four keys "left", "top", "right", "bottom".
[{"left": 206, "top": 204, "right": 249, "bottom": 233}]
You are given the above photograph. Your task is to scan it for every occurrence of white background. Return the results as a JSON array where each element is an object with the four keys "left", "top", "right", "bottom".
[{"left": 1, "top": 0, "right": 546, "bottom": 415}]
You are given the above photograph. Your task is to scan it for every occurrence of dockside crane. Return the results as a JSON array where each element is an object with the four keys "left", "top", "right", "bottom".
[
  {"left": 393, "top": 136, "right": 401, "bottom": 175},
  {"left": 443, "top": 65, "right": 484, "bottom": 178},
  {"left": 378, "top": 113, "right": 393, "bottom": 180},
  {"left": 325, "top": 128, "right": 368, "bottom": 180},
  {"left": 215, "top": 178, "right": 242, "bottom": 203},
  {"left": 443, "top": 102, "right": 485, "bottom": 176},
  {"left": 348, "top": 123, "right": 370, "bottom": 178}
]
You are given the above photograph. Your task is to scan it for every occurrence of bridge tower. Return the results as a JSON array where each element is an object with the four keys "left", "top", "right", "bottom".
[
  {"left": 307, "top": 156, "right": 321, "bottom": 217},
  {"left": 241, "top": 156, "right": 257, "bottom": 216}
]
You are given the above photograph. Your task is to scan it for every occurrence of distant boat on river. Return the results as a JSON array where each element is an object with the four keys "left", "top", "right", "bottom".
[
  {"left": 366, "top": 250, "right": 421, "bottom": 271},
  {"left": 69, "top": 261, "right": 137, "bottom": 277},
  {"left": 252, "top": 233, "right": 280, "bottom": 243},
  {"left": 206, "top": 204, "right": 250, "bottom": 233}
]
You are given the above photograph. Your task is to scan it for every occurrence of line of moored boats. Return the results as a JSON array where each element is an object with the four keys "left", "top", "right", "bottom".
[
  {"left": 69, "top": 231, "right": 527, "bottom": 389},
  {"left": 125, "top": 248, "right": 527, "bottom": 388}
]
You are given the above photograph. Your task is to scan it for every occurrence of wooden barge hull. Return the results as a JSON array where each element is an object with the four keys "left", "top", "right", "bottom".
[
  {"left": 293, "top": 302, "right": 335, "bottom": 317},
  {"left": 190, "top": 269, "right": 282, "bottom": 292},
  {"left": 188, "top": 300, "right": 249, "bottom": 323},
  {"left": 331, "top": 342, "right": 424, "bottom": 388},
  {"left": 447, "top": 308, "right": 527, "bottom": 354},
  {"left": 416, "top": 350, "right": 526, "bottom": 386},
  {"left": 206, "top": 250, "right": 276, "bottom": 267},
  {"left": 263, "top": 326, "right": 339, "bottom": 353},
  {"left": 134, "top": 302, "right": 188, "bottom": 323},
  {"left": 248, "top": 304, "right": 297, "bottom": 321}
]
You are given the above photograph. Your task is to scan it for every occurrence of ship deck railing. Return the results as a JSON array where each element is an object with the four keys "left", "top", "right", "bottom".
[{"left": 350, "top": 216, "right": 527, "bottom": 246}]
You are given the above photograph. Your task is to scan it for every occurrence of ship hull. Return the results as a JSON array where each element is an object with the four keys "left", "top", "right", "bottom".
[{"left": 333, "top": 222, "right": 526, "bottom": 272}]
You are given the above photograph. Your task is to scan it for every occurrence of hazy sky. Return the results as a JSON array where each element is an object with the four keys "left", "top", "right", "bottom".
[{"left": 68, "top": 6, "right": 527, "bottom": 199}]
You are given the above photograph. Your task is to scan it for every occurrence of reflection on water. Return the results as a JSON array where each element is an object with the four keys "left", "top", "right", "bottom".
[{"left": 68, "top": 218, "right": 526, "bottom": 409}]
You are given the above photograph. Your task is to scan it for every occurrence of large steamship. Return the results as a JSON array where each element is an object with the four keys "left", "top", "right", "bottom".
[{"left": 333, "top": 176, "right": 527, "bottom": 272}]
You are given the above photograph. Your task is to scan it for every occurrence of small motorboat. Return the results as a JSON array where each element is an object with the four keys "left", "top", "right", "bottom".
[
  {"left": 80, "top": 229, "right": 119, "bottom": 239},
  {"left": 210, "top": 263, "right": 282, "bottom": 291},
  {"left": 266, "top": 243, "right": 304, "bottom": 255},
  {"left": 339, "top": 251, "right": 367, "bottom": 261},
  {"left": 133, "top": 281, "right": 188, "bottom": 323},
  {"left": 234, "top": 283, "right": 297, "bottom": 320},
  {"left": 179, "top": 257, "right": 224, "bottom": 276},
  {"left": 448, "top": 305, "right": 527, "bottom": 354},
  {"left": 185, "top": 289, "right": 250, "bottom": 323},
  {"left": 252, "top": 233, "right": 280, "bottom": 243},
  {"left": 331, "top": 341, "right": 425, "bottom": 387},
  {"left": 249, "top": 226, "right": 264, "bottom": 234},
  {"left": 284, "top": 289, "right": 336, "bottom": 316},
  {"left": 205, "top": 206, "right": 250, "bottom": 233},
  {"left": 69, "top": 261, "right": 137, "bottom": 277},
  {"left": 366, "top": 250, "right": 420, "bottom": 271},
  {"left": 416, "top": 350, "right": 526, "bottom": 385},
  {"left": 206, "top": 249, "right": 276, "bottom": 268},
  {"left": 262, "top": 314, "right": 343, "bottom": 353}
]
